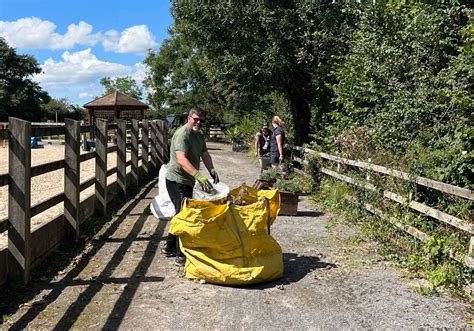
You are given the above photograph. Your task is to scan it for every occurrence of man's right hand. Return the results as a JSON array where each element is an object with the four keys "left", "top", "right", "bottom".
[{"left": 194, "top": 172, "right": 213, "bottom": 193}]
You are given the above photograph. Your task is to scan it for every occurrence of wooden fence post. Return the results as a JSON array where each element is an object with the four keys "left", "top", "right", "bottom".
[
  {"left": 95, "top": 119, "right": 108, "bottom": 216},
  {"left": 64, "top": 119, "right": 81, "bottom": 241},
  {"left": 131, "top": 119, "right": 139, "bottom": 186},
  {"left": 141, "top": 119, "right": 150, "bottom": 178},
  {"left": 117, "top": 120, "right": 127, "bottom": 198},
  {"left": 157, "top": 120, "right": 168, "bottom": 165},
  {"left": 162, "top": 120, "right": 169, "bottom": 163},
  {"left": 150, "top": 121, "right": 159, "bottom": 172},
  {"left": 8, "top": 117, "right": 31, "bottom": 284},
  {"left": 468, "top": 236, "right": 474, "bottom": 268}
]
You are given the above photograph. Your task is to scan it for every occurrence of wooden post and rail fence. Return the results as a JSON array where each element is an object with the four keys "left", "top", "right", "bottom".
[
  {"left": 0, "top": 117, "right": 169, "bottom": 286},
  {"left": 290, "top": 146, "right": 473, "bottom": 272}
]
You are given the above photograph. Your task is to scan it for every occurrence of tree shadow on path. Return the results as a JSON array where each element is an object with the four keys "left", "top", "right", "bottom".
[{"left": 9, "top": 179, "right": 165, "bottom": 330}]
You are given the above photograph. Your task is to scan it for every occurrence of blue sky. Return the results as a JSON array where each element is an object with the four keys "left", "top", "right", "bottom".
[{"left": 0, "top": 0, "right": 173, "bottom": 106}]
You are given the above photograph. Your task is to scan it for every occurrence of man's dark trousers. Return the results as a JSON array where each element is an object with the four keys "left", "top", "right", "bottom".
[{"left": 165, "top": 179, "right": 193, "bottom": 256}]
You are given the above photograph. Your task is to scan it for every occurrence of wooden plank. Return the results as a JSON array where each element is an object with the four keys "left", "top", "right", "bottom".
[
  {"left": 150, "top": 121, "right": 159, "bottom": 172},
  {"left": 314, "top": 149, "right": 473, "bottom": 201},
  {"left": 0, "top": 173, "right": 7, "bottom": 187},
  {"left": 107, "top": 145, "right": 118, "bottom": 153},
  {"left": 131, "top": 119, "right": 139, "bottom": 186},
  {"left": 0, "top": 128, "right": 7, "bottom": 140},
  {"left": 162, "top": 120, "right": 169, "bottom": 163},
  {"left": 31, "top": 159, "right": 65, "bottom": 177},
  {"left": 31, "top": 193, "right": 65, "bottom": 217},
  {"left": 383, "top": 191, "right": 474, "bottom": 234},
  {"left": 141, "top": 119, "right": 150, "bottom": 177},
  {"left": 347, "top": 195, "right": 470, "bottom": 268},
  {"left": 8, "top": 117, "right": 32, "bottom": 284},
  {"left": 80, "top": 125, "right": 94, "bottom": 133},
  {"left": 322, "top": 167, "right": 473, "bottom": 234},
  {"left": 79, "top": 151, "right": 96, "bottom": 162},
  {"left": 157, "top": 119, "right": 167, "bottom": 166},
  {"left": 31, "top": 126, "right": 65, "bottom": 137},
  {"left": 0, "top": 247, "right": 7, "bottom": 286},
  {"left": 467, "top": 237, "right": 474, "bottom": 268},
  {"left": 94, "top": 119, "right": 108, "bottom": 216},
  {"left": 322, "top": 168, "right": 378, "bottom": 191},
  {"left": 64, "top": 119, "right": 81, "bottom": 242},
  {"left": 31, "top": 214, "right": 64, "bottom": 269},
  {"left": 80, "top": 177, "right": 95, "bottom": 191},
  {"left": 107, "top": 167, "right": 118, "bottom": 177},
  {"left": 0, "top": 217, "right": 8, "bottom": 233},
  {"left": 117, "top": 120, "right": 127, "bottom": 198},
  {"left": 363, "top": 202, "right": 430, "bottom": 242}
]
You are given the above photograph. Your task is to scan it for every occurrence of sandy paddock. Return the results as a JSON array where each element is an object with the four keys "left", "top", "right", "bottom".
[{"left": 0, "top": 144, "right": 138, "bottom": 247}]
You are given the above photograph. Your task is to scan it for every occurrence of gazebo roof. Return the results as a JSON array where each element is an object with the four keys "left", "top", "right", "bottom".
[{"left": 83, "top": 91, "right": 148, "bottom": 109}]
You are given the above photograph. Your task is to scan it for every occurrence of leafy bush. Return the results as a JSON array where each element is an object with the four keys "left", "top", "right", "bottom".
[
  {"left": 259, "top": 167, "right": 280, "bottom": 182},
  {"left": 304, "top": 153, "right": 323, "bottom": 193},
  {"left": 274, "top": 177, "right": 301, "bottom": 194}
]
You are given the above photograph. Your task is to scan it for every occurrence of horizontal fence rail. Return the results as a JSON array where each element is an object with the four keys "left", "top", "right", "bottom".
[
  {"left": 291, "top": 145, "right": 474, "bottom": 269},
  {"left": 0, "top": 118, "right": 169, "bottom": 285}
]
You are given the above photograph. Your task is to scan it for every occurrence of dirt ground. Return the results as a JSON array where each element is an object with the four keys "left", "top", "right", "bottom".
[{"left": 1, "top": 142, "right": 470, "bottom": 329}]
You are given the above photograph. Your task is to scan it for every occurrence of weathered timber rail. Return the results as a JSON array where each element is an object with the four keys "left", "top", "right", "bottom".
[
  {"left": 291, "top": 146, "right": 473, "bottom": 271},
  {"left": 0, "top": 117, "right": 169, "bottom": 285}
]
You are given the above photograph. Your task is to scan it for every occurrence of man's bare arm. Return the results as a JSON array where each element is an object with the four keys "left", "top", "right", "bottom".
[
  {"left": 201, "top": 150, "right": 215, "bottom": 172},
  {"left": 176, "top": 151, "right": 199, "bottom": 176}
]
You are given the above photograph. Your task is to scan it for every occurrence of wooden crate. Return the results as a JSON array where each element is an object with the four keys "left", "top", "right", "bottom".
[{"left": 279, "top": 191, "right": 299, "bottom": 216}]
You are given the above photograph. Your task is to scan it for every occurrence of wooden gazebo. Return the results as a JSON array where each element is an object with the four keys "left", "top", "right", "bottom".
[{"left": 83, "top": 91, "right": 148, "bottom": 124}]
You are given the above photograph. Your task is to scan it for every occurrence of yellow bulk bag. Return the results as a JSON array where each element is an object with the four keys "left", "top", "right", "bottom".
[{"left": 169, "top": 185, "right": 283, "bottom": 285}]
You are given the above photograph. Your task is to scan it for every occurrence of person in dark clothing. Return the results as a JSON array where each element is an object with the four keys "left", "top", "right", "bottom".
[
  {"left": 161, "top": 106, "right": 219, "bottom": 266},
  {"left": 270, "top": 116, "right": 285, "bottom": 167},
  {"left": 255, "top": 122, "right": 272, "bottom": 173}
]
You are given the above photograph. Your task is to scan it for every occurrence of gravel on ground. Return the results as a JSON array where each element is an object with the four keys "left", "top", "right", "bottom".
[{"left": 1, "top": 142, "right": 470, "bottom": 329}]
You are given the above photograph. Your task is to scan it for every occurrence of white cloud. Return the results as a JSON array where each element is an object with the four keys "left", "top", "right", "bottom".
[
  {"left": 0, "top": 17, "right": 99, "bottom": 50},
  {"left": 35, "top": 48, "right": 131, "bottom": 85},
  {"left": 101, "top": 25, "right": 157, "bottom": 54},
  {"left": 32, "top": 49, "right": 147, "bottom": 105},
  {"left": 0, "top": 17, "right": 157, "bottom": 54}
]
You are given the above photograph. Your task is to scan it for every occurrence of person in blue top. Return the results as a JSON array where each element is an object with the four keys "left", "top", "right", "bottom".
[
  {"left": 270, "top": 116, "right": 285, "bottom": 167},
  {"left": 162, "top": 106, "right": 219, "bottom": 266}
]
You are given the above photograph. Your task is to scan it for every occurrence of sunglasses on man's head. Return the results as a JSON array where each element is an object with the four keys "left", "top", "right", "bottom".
[{"left": 190, "top": 116, "right": 205, "bottom": 123}]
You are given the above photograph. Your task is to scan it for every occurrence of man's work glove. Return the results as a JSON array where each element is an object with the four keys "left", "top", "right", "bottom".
[
  {"left": 210, "top": 168, "right": 219, "bottom": 184},
  {"left": 194, "top": 172, "right": 213, "bottom": 193}
]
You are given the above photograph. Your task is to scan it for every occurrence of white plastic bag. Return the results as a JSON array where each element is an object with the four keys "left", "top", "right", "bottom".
[
  {"left": 150, "top": 165, "right": 231, "bottom": 219},
  {"left": 193, "top": 181, "right": 230, "bottom": 201},
  {"left": 150, "top": 164, "right": 176, "bottom": 220}
]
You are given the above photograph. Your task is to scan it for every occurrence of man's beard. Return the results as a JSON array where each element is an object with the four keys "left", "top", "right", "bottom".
[{"left": 192, "top": 125, "right": 201, "bottom": 133}]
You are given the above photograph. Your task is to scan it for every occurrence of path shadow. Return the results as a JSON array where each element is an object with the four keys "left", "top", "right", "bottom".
[
  {"left": 294, "top": 211, "right": 325, "bottom": 217},
  {"left": 207, "top": 147, "right": 223, "bottom": 151},
  {"left": 8, "top": 179, "right": 164, "bottom": 330},
  {"left": 235, "top": 253, "right": 337, "bottom": 290}
]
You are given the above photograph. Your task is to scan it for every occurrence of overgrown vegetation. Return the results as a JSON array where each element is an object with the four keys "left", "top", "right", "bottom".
[{"left": 142, "top": 1, "right": 472, "bottom": 295}]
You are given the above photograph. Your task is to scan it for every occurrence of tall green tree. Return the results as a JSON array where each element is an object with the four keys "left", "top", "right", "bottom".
[
  {"left": 99, "top": 76, "right": 143, "bottom": 100},
  {"left": 143, "top": 27, "right": 224, "bottom": 121},
  {"left": 42, "top": 97, "right": 87, "bottom": 122},
  {"left": 171, "top": 0, "right": 355, "bottom": 144},
  {"left": 0, "top": 38, "right": 50, "bottom": 122},
  {"left": 328, "top": 3, "right": 471, "bottom": 186}
]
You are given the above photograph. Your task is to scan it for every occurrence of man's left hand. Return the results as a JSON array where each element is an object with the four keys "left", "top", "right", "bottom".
[{"left": 210, "top": 169, "right": 220, "bottom": 184}]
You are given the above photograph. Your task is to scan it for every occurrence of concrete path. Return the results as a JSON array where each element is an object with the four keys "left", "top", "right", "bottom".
[{"left": 3, "top": 142, "right": 470, "bottom": 330}]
